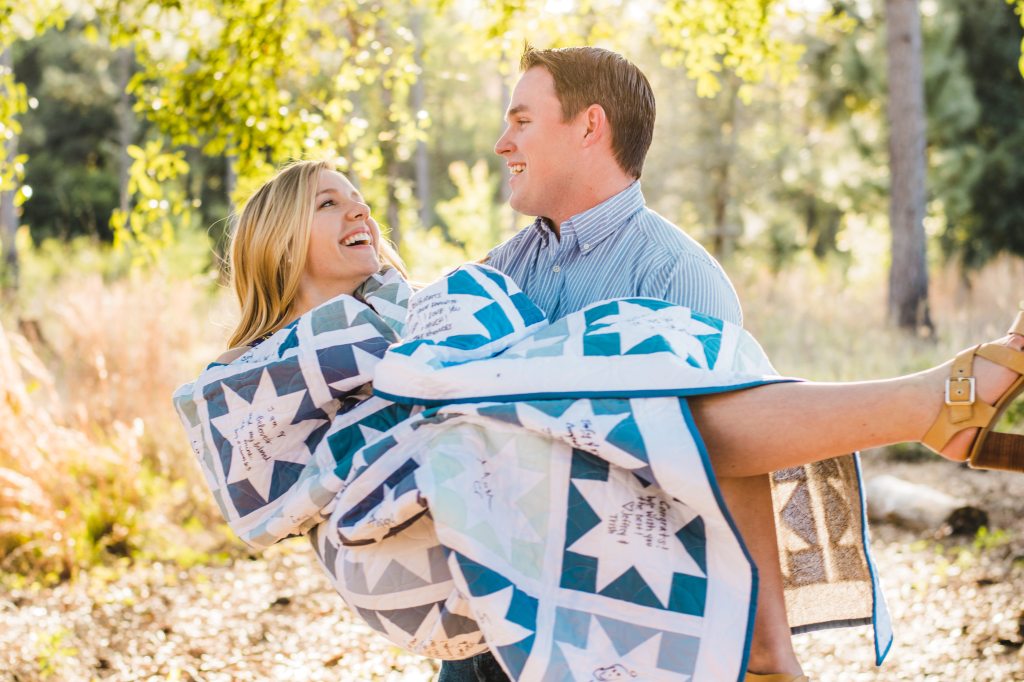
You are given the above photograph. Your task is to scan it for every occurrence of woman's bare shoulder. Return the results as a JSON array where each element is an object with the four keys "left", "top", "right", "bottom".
[{"left": 215, "top": 346, "right": 251, "bottom": 364}]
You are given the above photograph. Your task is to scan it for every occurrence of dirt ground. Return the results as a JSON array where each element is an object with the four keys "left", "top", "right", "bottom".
[{"left": 3, "top": 457, "right": 1024, "bottom": 682}]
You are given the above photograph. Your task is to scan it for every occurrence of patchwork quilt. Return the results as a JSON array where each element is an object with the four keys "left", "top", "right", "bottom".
[{"left": 174, "top": 264, "right": 892, "bottom": 681}]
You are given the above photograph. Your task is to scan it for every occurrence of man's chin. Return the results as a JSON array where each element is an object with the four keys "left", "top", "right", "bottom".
[{"left": 508, "top": 194, "right": 534, "bottom": 217}]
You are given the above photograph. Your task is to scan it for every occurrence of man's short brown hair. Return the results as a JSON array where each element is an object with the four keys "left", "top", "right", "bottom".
[{"left": 520, "top": 45, "right": 656, "bottom": 179}]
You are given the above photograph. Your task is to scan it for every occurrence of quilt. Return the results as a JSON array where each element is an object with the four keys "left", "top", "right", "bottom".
[{"left": 174, "top": 264, "right": 892, "bottom": 681}]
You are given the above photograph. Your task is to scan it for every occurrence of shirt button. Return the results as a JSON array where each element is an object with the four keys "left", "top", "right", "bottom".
[
  {"left": 582, "top": 243, "right": 590, "bottom": 251},
  {"left": 552, "top": 265, "right": 561, "bottom": 273}
]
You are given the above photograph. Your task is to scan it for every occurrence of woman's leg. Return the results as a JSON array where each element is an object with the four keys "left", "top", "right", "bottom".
[
  {"left": 696, "top": 330, "right": 1024, "bottom": 677},
  {"left": 693, "top": 331, "right": 1024, "bottom": 477}
]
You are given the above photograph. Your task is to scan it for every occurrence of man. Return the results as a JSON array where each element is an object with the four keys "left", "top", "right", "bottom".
[{"left": 439, "top": 46, "right": 805, "bottom": 681}]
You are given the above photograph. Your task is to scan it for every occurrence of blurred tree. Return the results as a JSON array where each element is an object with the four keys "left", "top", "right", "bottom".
[
  {"left": 931, "top": 0, "right": 1024, "bottom": 269},
  {"left": 654, "top": 0, "right": 805, "bottom": 98},
  {"left": 96, "top": 0, "right": 425, "bottom": 254},
  {"left": 1016, "top": 0, "right": 1024, "bottom": 76},
  {"left": 9, "top": 0, "right": 1022, "bottom": 289},
  {"left": 115, "top": 46, "right": 135, "bottom": 222},
  {"left": 768, "top": 7, "right": 887, "bottom": 266},
  {"left": 886, "top": 0, "right": 932, "bottom": 331},
  {"left": 0, "top": 46, "right": 20, "bottom": 288},
  {"left": 1, "top": 0, "right": 848, "bottom": 279},
  {"left": 0, "top": 0, "right": 68, "bottom": 289},
  {"left": 14, "top": 25, "right": 122, "bottom": 242},
  {"left": 697, "top": 74, "right": 743, "bottom": 259}
]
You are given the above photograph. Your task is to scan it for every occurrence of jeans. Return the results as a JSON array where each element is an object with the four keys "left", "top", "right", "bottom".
[{"left": 437, "top": 652, "right": 510, "bottom": 681}]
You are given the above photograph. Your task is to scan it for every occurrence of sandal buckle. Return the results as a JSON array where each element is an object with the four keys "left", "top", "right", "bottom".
[{"left": 945, "top": 377, "right": 976, "bottom": 406}]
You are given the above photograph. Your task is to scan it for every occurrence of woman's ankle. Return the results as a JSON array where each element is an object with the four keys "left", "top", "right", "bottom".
[{"left": 923, "top": 331, "right": 1024, "bottom": 462}]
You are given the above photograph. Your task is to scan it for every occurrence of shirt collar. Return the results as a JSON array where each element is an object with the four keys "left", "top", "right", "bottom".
[
  {"left": 560, "top": 181, "right": 645, "bottom": 254},
  {"left": 529, "top": 216, "right": 556, "bottom": 243}
]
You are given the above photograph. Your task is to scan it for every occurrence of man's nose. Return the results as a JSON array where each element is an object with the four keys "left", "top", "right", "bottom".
[{"left": 494, "top": 127, "right": 513, "bottom": 155}]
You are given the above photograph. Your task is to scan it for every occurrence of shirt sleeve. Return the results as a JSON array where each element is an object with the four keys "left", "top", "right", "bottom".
[
  {"left": 641, "top": 252, "right": 744, "bottom": 326},
  {"left": 484, "top": 230, "right": 526, "bottom": 274}
]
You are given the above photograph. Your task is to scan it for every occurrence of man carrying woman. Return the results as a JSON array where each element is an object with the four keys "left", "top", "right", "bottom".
[{"left": 176, "top": 47, "right": 1024, "bottom": 682}]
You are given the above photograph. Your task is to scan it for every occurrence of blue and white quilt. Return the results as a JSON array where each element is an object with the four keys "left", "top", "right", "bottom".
[{"left": 174, "top": 264, "right": 892, "bottom": 681}]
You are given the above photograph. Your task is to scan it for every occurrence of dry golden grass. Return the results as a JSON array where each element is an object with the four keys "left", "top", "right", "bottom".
[
  {"left": 0, "top": 318, "right": 129, "bottom": 577},
  {"left": 736, "top": 255, "right": 1024, "bottom": 382},
  {"left": 0, "top": 269, "right": 236, "bottom": 580},
  {"left": 1, "top": 249, "right": 1021, "bottom": 582}
]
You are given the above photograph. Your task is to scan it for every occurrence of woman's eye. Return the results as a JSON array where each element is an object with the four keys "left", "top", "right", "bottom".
[{"left": 318, "top": 199, "right": 336, "bottom": 209}]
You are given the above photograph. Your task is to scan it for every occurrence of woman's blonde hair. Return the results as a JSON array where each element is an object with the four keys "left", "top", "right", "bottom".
[{"left": 226, "top": 160, "right": 407, "bottom": 349}]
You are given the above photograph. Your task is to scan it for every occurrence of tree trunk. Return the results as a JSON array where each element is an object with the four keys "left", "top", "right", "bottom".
[
  {"left": 411, "top": 9, "right": 430, "bottom": 231},
  {"left": 225, "top": 152, "right": 237, "bottom": 214},
  {"left": 1, "top": 48, "right": 19, "bottom": 291},
  {"left": 116, "top": 46, "right": 136, "bottom": 219},
  {"left": 385, "top": 151, "right": 401, "bottom": 247},
  {"left": 886, "top": 0, "right": 933, "bottom": 332},
  {"left": 698, "top": 75, "right": 740, "bottom": 260},
  {"left": 380, "top": 84, "right": 402, "bottom": 248}
]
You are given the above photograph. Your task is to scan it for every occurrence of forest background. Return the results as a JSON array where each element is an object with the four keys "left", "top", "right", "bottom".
[{"left": 2, "top": 0, "right": 1024, "bottom": 679}]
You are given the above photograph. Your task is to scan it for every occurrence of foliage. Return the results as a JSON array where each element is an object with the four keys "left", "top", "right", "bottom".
[
  {"left": 7, "top": 0, "right": 1023, "bottom": 278},
  {"left": 399, "top": 159, "right": 515, "bottom": 280},
  {"left": 1015, "top": 0, "right": 1024, "bottom": 76},
  {"left": 110, "top": 139, "right": 190, "bottom": 264},
  {"left": 0, "top": 0, "right": 68, "bottom": 213},
  {"left": 13, "top": 24, "right": 124, "bottom": 241},
  {"left": 655, "top": 0, "right": 805, "bottom": 99},
  {"left": 0, "top": 236, "right": 233, "bottom": 580},
  {"left": 102, "top": 0, "right": 425, "bottom": 211},
  {"left": 34, "top": 627, "right": 77, "bottom": 676},
  {"left": 2, "top": 0, "right": 847, "bottom": 261},
  {"left": 931, "top": 0, "right": 1024, "bottom": 268},
  {"left": 435, "top": 159, "right": 513, "bottom": 258}
]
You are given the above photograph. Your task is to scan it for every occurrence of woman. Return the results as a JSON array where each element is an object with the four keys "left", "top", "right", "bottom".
[
  {"left": 177, "top": 160, "right": 1024, "bottom": 682},
  {"left": 216, "top": 159, "right": 407, "bottom": 361}
]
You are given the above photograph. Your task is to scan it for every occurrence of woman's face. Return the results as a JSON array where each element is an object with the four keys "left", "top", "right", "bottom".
[{"left": 301, "top": 170, "right": 381, "bottom": 299}]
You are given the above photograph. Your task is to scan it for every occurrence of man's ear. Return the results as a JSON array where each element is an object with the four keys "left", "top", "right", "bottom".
[{"left": 580, "top": 104, "right": 609, "bottom": 147}]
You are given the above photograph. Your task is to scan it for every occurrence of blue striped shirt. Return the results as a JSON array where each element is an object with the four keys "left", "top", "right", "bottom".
[{"left": 487, "top": 182, "right": 743, "bottom": 324}]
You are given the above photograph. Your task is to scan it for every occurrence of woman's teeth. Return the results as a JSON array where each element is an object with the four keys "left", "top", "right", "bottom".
[
  {"left": 342, "top": 232, "right": 371, "bottom": 246},
  {"left": 510, "top": 163, "right": 525, "bottom": 175}
]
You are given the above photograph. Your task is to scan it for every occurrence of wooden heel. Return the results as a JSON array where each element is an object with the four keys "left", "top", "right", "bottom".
[{"left": 970, "top": 432, "right": 1024, "bottom": 472}]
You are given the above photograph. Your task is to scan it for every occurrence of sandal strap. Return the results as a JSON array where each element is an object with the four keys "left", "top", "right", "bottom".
[
  {"left": 923, "top": 400, "right": 997, "bottom": 452},
  {"left": 947, "top": 346, "right": 979, "bottom": 424},
  {"left": 923, "top": 338, "right": 1024, "bottom": 453},
  {"left": 977, "top": 342, "right": 1024, "bottom": 374},
  {"left": 1009, "top": 310, "right": 1024, "bottom": 337}
]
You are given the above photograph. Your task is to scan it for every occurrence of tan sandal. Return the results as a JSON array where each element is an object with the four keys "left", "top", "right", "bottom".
[
  {"left": 744, "top": 673, "right": 810, "bottom": 682},
  {"left": 922, "top": 311, "right": 1024, "bottom": 471}
]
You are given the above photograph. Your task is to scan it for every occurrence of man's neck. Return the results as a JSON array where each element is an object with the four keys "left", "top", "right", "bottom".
[{"left": 544, "top": 176, "right": 635, "bottom": 238}]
